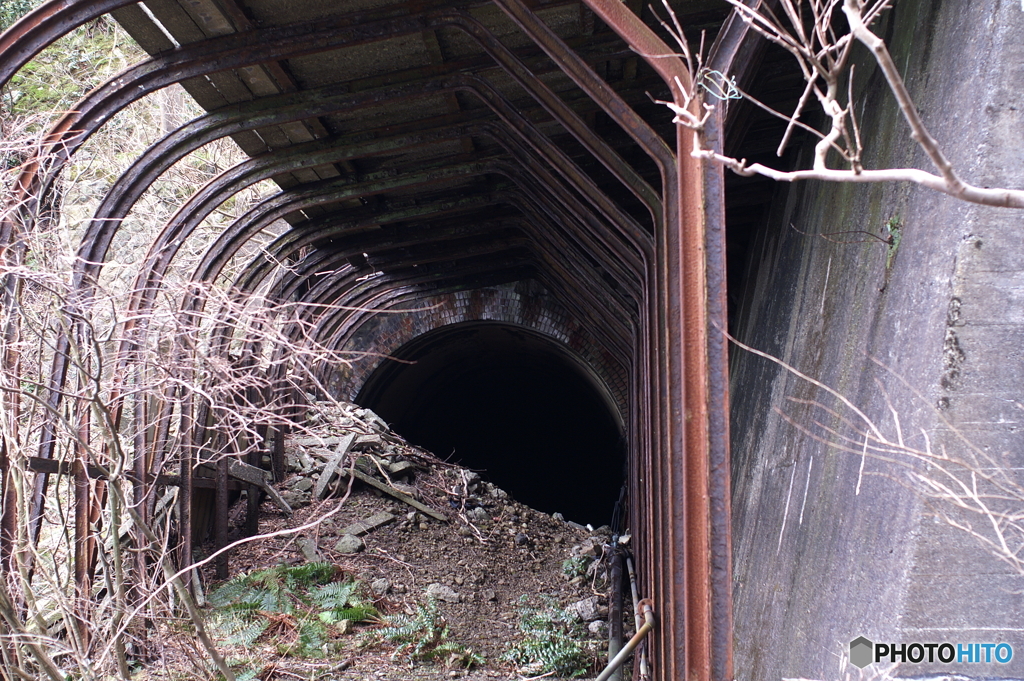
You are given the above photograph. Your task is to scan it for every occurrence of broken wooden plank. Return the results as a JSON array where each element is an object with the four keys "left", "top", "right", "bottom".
[
  {"left": 314, "top": 432, "right": 356, "bottom": 499},
  {"left": 225, "top": 458, "right": 269, "bottom": 487},
  {"left": 27, "top": 456, "right": 240, "bottom": 490},
  {"left": 347, "top": 468, "right": 446, "bottom": 522},
  {"left": 225, "top": 459, "right": 292, "bottom": 515},
  {"left": 341, "top": 511, "right": 395, "bottom": 537}
]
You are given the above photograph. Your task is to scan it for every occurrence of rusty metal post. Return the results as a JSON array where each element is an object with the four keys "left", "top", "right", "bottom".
[
  {"left": 571, "top": 3, "right": 733, "bottom": 681},
  {"left": 73, "top": 367, "right": 93, "bottom": 651},
  {"left": 178, "top": 390, "right": 194, "bottom": 593},
  {"left": 608, "top": 546, "right": 624, "bottom": 681},
  {"left": 215, "top": 455, "right": 229, "bottom": 580}
]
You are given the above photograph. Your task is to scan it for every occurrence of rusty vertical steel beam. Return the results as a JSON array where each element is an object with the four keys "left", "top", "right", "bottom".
[
  {"left": 697, "top": 74, "right": 734, "bottom": 681},
  {"left": 178, "top": 390, "right": 194, "bottom": 593},
  {"left": 215, "top": 455, "right": 229, "bottom": 580},
  {"left": 573, "top": 3, "right": 732, "bottom": 681},
  {"left": 74, "top": 370, "right": 93, "bottom": 651}
]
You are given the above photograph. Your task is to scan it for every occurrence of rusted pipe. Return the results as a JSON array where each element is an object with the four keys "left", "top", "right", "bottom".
[
  {"left": 595, "top": 599, "right": 655, "bottom": 681},
  {"left": 626, "top": 554, "right": 649, "bottom": 680},
  {"left": 607, "top": 546, "right": 624, "bottom": 681}
]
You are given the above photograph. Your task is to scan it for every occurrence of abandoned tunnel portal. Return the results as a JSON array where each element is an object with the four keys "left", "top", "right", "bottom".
[{"left": 356, "top": 321, "right": 624, "bottom": 525}]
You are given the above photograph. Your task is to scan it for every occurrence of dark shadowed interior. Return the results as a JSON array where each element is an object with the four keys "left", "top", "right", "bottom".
[{"left": 356, "top": 322, "right": 624, "bottom": 525}]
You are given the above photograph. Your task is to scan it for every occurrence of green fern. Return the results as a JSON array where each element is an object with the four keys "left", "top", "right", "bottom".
[
  {"left": 360, "top": 597, "right": 483, "bottom": 668},
  {"left": 207, "top": 563, "right": 375, "bottom": 658},
  {"left": 502, "top": 596, "right": 595, "bottom": 678},
  {"left": 312, "top": 579, "right": 359, "bottom": 610},
  {"left": 207, "top": 608, "right": 271, "bottom": 650},
  {"left": 296, "top": 619, "right": 330, "bottom": 657}
]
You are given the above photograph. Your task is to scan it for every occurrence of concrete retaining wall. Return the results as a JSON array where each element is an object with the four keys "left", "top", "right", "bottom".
[{"left": 729, "top": 1, "right": 1024, "bottom": 679}]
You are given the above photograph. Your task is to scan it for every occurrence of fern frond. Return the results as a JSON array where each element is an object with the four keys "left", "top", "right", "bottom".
[
  {"left": 311, "top": 579, "right": 358, "bottom": 610},
  {"left": 359, "top": 596, "right": 480, "bottom": 667},
  {"left": 502, "top": 597, "right": 595, "bottom": 677}
]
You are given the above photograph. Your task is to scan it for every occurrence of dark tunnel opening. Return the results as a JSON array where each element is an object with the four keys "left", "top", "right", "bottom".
[{"left": 356, "top": 322, "right": 624, "bottom": 526}]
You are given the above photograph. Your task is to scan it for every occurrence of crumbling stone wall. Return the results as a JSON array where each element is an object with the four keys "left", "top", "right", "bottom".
[{"left": 729, "top": 1, "right": 1024, "bottom": 679}]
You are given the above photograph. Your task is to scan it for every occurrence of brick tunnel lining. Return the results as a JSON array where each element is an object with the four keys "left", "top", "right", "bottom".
[{"left": 355, "top": 321, "right": 625, "bottom": 526}]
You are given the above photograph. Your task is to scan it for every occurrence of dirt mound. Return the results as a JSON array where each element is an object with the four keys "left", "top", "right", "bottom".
[{"left": 200, "top": 398, "right": 632, "bottom": 680}]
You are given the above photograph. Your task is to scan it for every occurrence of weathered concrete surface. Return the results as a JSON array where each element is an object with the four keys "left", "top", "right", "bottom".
[{"left": 729, "top": 1, "right": 1024, "bottom": 679}]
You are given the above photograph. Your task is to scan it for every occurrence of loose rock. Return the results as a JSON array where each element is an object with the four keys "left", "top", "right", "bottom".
[
  {"left": 425, "top": 583, "right": 460, "bottom": 603},
  {"left": 334, "top": 534, "right": 364, "bottom": 554},
  {"left": 566, "top": 595, "right": 602, "bottom": 622}
]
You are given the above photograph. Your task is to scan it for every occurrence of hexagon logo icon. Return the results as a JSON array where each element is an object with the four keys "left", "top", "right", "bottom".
[{"left": 850, "top": 636, "right": 874, "bottom": 668}]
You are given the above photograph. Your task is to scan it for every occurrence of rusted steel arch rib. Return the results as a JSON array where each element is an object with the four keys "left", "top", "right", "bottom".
[
  {"left": 0, "top": 0, "right": 501, "bottom": 89},
  {"left": 144, "top": 144, "right": 639, "bottom": 340},
  {"left": 222, "top": 199, "right": 636, "bottom": 360},
  {"left": 77, "top": 40, "right": 650, "bottom": 273},
  {"left": 248, "top": 183, "right": 639, "bottom": 334},
  {"left": 473, "top": 131, "right": 644, "bottom": 295},
  {"left": 286, "top": 200, "right": 638, "bottom": 333},
  {"left": 280, "top": 249, "right": 632, "bottom": 374},
  {"left": 192, "top": 197, "right": 510, "bottom": 300},
  {"left": 461, "top": 74, "right": 651, "bottom": 256},
  {"left": 30, "top": 160, "right": 495, "bottom": 499},
  {"left": 97, "top": 74, "right": 655, "bottom": 364},
  {"left": 243, "top": 206, "right": 636, "bottom": 360},
  {"left": 9, "top": 7, "right": 658, "bottom": 256},
  {"left": 490, "top": 4, "right": 666, "bottom": 597},
  {"left": 265, "top": 253, "right": 534, "bottom": 354},
  {"left": 227, "top": 195, "right": 505, "bottom": 300},
  {"left": 75, "top": 77, "right": 485, "bottom": 281},
  {"left": 0, "top": 0, "right": 137, "bottom": 88},
  {"left": 163, "top": 167, "right": 634, "bottom": 403},
  {"left": 274, "top": 248, "right": 624, "bottom": 356},
  {"left": 494, "top": 0, "right": 675, "bottom": 178},
  {"left": 129, "top": 76, "right": 649, "bottom": 316},
  {"left": 160, "top": 130, "right": 644, "bottom": 339},
  {"left": 294, "top": 212, "right": 635, "bottom": 352}
]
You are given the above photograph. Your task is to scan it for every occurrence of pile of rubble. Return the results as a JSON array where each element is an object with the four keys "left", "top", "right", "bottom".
[
  {"left": 232, "top": 396, "right": 635, "bottom": 676},
  {"left": 279, "top": 398, "right": 447, "bottom": 516}
]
